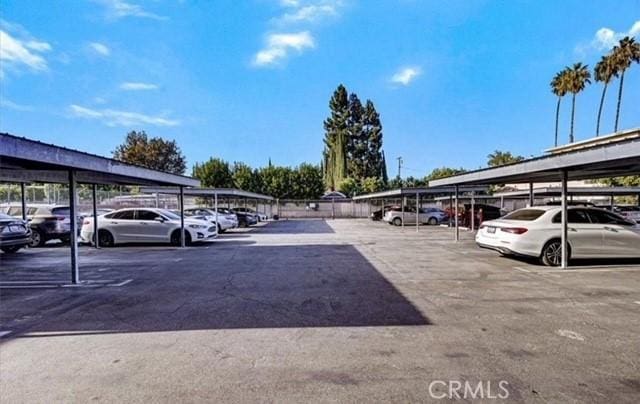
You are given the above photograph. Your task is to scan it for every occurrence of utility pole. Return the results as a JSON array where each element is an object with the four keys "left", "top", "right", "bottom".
[{"left": 396, "top": 156, "right": 403, "bottom": 179}]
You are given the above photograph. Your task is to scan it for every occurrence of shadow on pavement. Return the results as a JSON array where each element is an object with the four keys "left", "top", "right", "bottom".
[
  {"left": 249, "top": 219, "right": 335, "bottom": 234},
  {"left": 0, "top": 244, "right": 429, "bottom": 340}
]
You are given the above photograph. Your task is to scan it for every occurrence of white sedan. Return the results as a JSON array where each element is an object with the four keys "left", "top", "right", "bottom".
[
  {"left": 184, "top": 208, "right": 238, "bottom": 232},
  {"left": 476, "top": 206, "right": 640, "bottom": 266},
  {"left": 81, "top": 208, "right": 217, "bottom": 246}
]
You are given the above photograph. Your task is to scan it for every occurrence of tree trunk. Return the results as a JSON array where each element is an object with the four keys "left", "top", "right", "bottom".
[
  {"left": 596, "top": 83, "right": 607, "bottom": 137},
  {"left": 614, "top": 71, "right": 625, "bottom": 132},
  {"left": 554, "top": 96, "right": 561, "bottom": 147},
  {"left": 570, "top": 93, "right": 576, "bottom": 143}
]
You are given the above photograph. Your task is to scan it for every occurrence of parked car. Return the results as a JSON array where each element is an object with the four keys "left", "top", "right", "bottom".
[
  {"left": 462, "top": 203, "right": 503, "bottom": 227},
  {"left": 383, "top": 206, "right": 448, "bottom": 226},
  {"left": 232, "top": 207, "right": 268, "bottom": 222},
  {"left": 370, "top": 206, "right": 398, "bottom": 221},
  {"left": 0, "top": 213, "right": 32, "bottom": 253},
  {"left": 184, "top": 207, "right": 238, "bottom": 232},
  {"left": 81, "top": 208, "right": 216, "bottom": 246},
  {"left": 476, "top": 206, "right": 640, "bottom": 266},
  {"left": 2, "top": 204, "right": 77, "bottom": 247},
  {"left": 230, "top": 209, "right": 258, "bottom": 227},
  {"left": 614, "top": 205, "right": 640, "bottom": 223}
]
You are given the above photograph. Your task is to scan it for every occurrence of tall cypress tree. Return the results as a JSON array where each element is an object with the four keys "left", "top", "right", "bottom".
[
  {"left": 323, "top": 85, "right": 349, "bottom": 190},
  {"left": 362, "top": 100, "right": 384, "bottom": 181},
  {"left": 347, "top": 93, "right": 366, "bottom": 179}
]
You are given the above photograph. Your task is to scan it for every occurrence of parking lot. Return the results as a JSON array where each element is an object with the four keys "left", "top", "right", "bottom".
[{"left": 2, "top": 219, "right": 640, "bottom": 402}]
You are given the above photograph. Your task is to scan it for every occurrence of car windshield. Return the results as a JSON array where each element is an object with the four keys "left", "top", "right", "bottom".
[
  {"left": 502, "top": 209, "right": 545, "bottom": 221},
  {"left": 159, "top": 210, "right": 181, "bottom": 220},
  {"left": 0, "top": 213, "right": 15, "bottom": 220}
]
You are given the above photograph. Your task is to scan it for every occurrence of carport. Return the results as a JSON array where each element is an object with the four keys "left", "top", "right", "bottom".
[
  {"left": 493, "top": 186, "right": 640, "bottom": 208},
  {"left": 0, "top": 133, "right": 200, "bottom": 284},
  {"left": 352, "top": 186, "right": 487, "bottom": 232},
  {"left": 429, "top": 128, "right": 640, "bottom": 268},
  {"left": 139, "top": 187, "right": 274, "bottom": 224}
]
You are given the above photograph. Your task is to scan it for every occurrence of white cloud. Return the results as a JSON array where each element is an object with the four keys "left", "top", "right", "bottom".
[
  {"left": 0, "top": 98, "right": 33, "bottom": 111},
  {"left": 69, "top": 104, "right": 179, "bottom": 127},
  {"left": 275, "top": 3, "right": 339, "bottom": 24},
  {"left": 391, "top": 66, "right": 422, "bottom": 86},
  {"left": 95, "top": 0, "right": 168, "bottom": 21},
  {"left": 588, "top": 20, "right": 640, "bottom": 51},
  {"left": 89, "top": 42, "right": 110, "bottom": 56},
  {"left": 280, "top": 0, "right": 300, "bottom": 7},
  {"left": 0, "top": 24, "right": 51, "bottom": 76},
  {"left": 253, "top": 31, "right": 315, "bottom": 66},
  {"left": 119, "top": 82, "right": 158, "bottom": 91}
]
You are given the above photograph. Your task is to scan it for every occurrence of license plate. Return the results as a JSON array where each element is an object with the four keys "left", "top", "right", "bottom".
[{"left": 487, "top": 226, "right": 496, "bottom": 234}]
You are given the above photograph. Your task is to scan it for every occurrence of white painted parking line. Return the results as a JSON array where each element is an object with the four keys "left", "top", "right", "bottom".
[
  {"left": 513, "top": 266, "right": 532, "bottom": 273},
  {"left": 634, "top": 301, "right": 640, "bottom": 305},
  {"left": 556, "top": 329, "right": 585, "bottom": 341},
  {"left": 0, "top": 330, "right": 12, "bottom": 338},
  {"left": 109, "top": 279, "right": 133, "bottom": 287}
]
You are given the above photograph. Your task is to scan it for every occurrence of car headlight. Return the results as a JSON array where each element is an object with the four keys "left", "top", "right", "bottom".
[{"left": 188, "top": 224, "right": 208, "bottom": 229}]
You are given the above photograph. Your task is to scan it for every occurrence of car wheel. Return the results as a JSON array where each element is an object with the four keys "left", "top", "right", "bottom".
[
  {"left": 98, "top": 230, "right": 115, "bottom": 247},
  {"left": 540, "top": 239, "right": 569, "bottom": 267},
  {"left": 1, "top": 246, "right": 22, "bottom": 253},
  {"left": 428, "top": 217, "right": 438, "bottom": 225},
  {"left": 171, "top": 230, "right": 192, "bottom": 246},
  {"left": 392, "top": 217, "right": 402, "bottom": 226},
  {"left": 29, "top": 229, "right": 45, "bottom": 248}
]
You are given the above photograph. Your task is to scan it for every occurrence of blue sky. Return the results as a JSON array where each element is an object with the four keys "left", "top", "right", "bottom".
[{"left": 1, "top": 0, "right": 639, "bottom": 177}]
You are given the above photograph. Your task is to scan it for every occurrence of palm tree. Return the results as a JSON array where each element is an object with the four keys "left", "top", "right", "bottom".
[
  {"left": 612, "top": 36, "right": 640, "bottom": 132},
  {"left": 566, "top": 63, "right": 591, "bottom": 143},
  {"left": 593, "top": 54, "right": 618, "bottom": 136},
  {"left": 550, "top": 69, "right": 569, "bottom": 147}
]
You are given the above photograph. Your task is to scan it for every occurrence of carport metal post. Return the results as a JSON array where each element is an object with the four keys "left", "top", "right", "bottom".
[
  {"left": 528, "top": 182, "right": 534, "bottom": 207},
  {"left": 92, "top": 184, "right": 99, "bottom": 248},
  {"left": 454, "top": 185, "right": 459, "bottom": 241},
  {"left": 560, "top": 170, "right": 569, "bottom": 269},
  {"left": 470, "top": 191, "right": 475, "bottom": 231},
  {"left": 401, "top": 196, "right": 405, "bottom": 229},
  {"left": 415, "top": 191, "right": 419, "bottom": 232},
  {"left": 20, "top": 182, "right": 27, "bottom": 220},
  {"left": 609, "top": 194, "right": 614, "bottom": 210},
  {"left": 68, "top": 170, "right": 79, "bottom": 284},
  {"left": 179, "top": 186, "right": 185, "bottom": 248},
  {"left": 214, "top": 191, "right": 218, "bottom": 234}
]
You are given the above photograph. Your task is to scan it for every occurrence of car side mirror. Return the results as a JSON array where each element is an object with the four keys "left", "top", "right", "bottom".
[{"left": 154, "top": 217, "right": 165, "bottom": 222}]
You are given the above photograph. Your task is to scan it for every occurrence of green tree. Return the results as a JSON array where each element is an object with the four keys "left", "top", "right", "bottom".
[
  {"left": 323, "top": 84, "right": 350, "bottom": 190},
  {"left": 363, "top": 100, "right": 385, "bottom": 181},
  {"left": 598, "top": 176, "right": 640, "bottom": 187},
  {"left": 346, "top": 93, "right": 366, "bottom": 179},
  {"left": 232, "top": 162, "right": 261, "bottom": 192},
  {"left": 612, "top": 37, "right": 640, "bottom": 131},
  {"left": 361, "top": 177, "right": 385, "bottom": 193},
  {"left": 487, "top": 150, "right": 525, "bottom": 167},
  {"left": 594, "top": 54, "right": 618, "bottom": 136},
  {"left": 192, "top": 158, "right": 233, "bottom": 187},
  {"left": 259, "top": 165, "right": 293, "bottom": 199},
  {"left": 550, "top": 69, "right": 570, "bottom": 146},
  {"left": 292, "top": 163, "right": 324, "bottom": 199},
  {"left": 113, "top": 131, "right": 187, "bottom": 174},
  {"left": 424, "top": 167, "right": 467, "bottom": 181},
  {"left": 337, "top": 177, "right": 362, "bottom": 197},
  {"left": 566, "top": 63, "right": 591, "bottom": 143}
]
